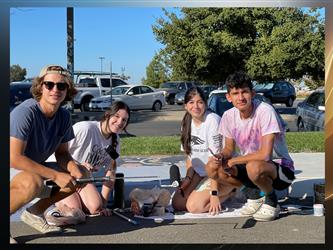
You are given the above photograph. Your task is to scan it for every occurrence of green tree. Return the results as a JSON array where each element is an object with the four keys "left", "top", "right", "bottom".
[
  {"left": 10, "top": 64, "right": 27, "bottom": 82},
  {"left": 143, "top": 50, "right": 171, "bottom": 88},
  {"left": 246, "top": 8, "right": 324, "bottom": 83},
  {"left": 153, "top": 8, "right": 324, "bottom": 86}
]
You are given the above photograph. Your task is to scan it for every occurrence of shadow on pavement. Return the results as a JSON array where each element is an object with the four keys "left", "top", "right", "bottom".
[{"left": 15, "top": 214, "right": 178, "bottom": 244}]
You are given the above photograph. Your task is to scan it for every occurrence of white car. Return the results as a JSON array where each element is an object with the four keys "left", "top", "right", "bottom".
[{"left": 89, "top": 85, "right": 166, "bottom": 111}]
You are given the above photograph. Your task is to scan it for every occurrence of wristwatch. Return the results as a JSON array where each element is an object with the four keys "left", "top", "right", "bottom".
[{"left": 210, "top": 190, "right": 218, "bottom": 196}]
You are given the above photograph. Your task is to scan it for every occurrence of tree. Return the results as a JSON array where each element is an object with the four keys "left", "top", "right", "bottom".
[
  {"left": 246, "top": 8, "right": 324, "bottom": 83},
  {"left": 152, "top": 8, "right": 324, "bottom": 87},
  {"left": 10, "top": 64, "right": 27, "bottom": 82},
  {"left": 143, "top": 50, "right": 171, "bottom": 88}
]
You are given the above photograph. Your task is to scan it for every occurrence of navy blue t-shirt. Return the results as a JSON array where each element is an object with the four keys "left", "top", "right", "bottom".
[{"left": 10, "top": 98, "right": 74, "bottom": 163}]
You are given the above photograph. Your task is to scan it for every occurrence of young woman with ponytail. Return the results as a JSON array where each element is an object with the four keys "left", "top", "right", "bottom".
[{"left": 171, "top": 87, "right": 235, "bottom": 215}]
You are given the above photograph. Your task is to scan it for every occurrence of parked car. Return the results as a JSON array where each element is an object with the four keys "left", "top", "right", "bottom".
[
  {"left": 73, "top": 72, "right": 129, "bottom": 111},
  {"left": 208, "top": 89, "right": 288, "bottom": 131},
  {"left": 10, "top": 81, "right": 73, "bottom": 112},
  {"left": 89, "top": 85, "right": 166, "bottom": 111},
  {"left": 10, "top": 82, "right": 33, "bottom": 112},
  {"left": 158, "top": 81, "right": 197, "bottom": 105},
  {"left": 296, "top": 89, "right": 325, "bottom": 131},
  {"left": 199, "top": 85, "right": 218, "bottom": 100},
  {"left": 175, "top": 91, "right": 186, "bottom": 105},
  {"left": 254, "top": 81, "right": 296, "bottom": 107},
  {"left": 174, "top": 84, "right": 217, "bottom": 105}
]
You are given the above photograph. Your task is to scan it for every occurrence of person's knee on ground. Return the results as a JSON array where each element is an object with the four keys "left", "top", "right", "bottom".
[
  {"left": 10, "top": 172, "right": 44, "bottom": 213},
  {"left": 83, "top": 196, "right": 104, "bottom": 215},
  {"left": 56, "top": 192, "right": 83, "bottom": 211},
  {"left": 185, "top": 196, "right": 207, "bottom": 213}
]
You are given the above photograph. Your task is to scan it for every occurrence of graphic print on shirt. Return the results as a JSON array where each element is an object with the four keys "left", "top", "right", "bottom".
[
  {"left": 191, "top": 135, "right": 205, "bottom": 146},
  {"left": 212, "top": 134, "right": 223, "bottom": 149}
]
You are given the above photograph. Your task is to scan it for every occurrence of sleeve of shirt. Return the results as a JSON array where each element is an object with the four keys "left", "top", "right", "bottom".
[
  {"left": 61, "top": 111, "right": 75, "bottom": 143},
  {"left": 259, "top": 105, "right": 281, "bottom": 136},
  {"left": 219, "top": 111, "right": 233, "bottom": 139},
  {"left": 207, "top": 114, "right": 222, "bottom": 156},
  {"left": 68, "top": 122, "right": 89, "bottom": 152},
  {"left": 10, "top": 105, "right": 33, "bottom": 141}
]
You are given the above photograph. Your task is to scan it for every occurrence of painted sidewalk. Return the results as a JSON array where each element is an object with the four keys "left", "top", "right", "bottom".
[{"left": 10, "top": 152, "right": 325, "bottom": 244}]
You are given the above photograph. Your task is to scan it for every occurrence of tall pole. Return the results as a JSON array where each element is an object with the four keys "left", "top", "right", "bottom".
[
  {"left": 110, "top": 60, "right": 113, "bottom": 102},
  {"left": 67, "top": 7, "right": 74, "bottom": 80},
  {"left": 99, "top": 56, "right": 105, "bottom": 74}
]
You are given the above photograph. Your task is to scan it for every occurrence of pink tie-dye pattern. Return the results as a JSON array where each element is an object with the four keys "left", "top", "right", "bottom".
[{"left": 220, "top": 100, "right": 294, "bottom": 170}]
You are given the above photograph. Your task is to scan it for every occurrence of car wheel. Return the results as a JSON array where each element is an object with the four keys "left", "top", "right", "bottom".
[
  {"left": 168, "top": 95, "right": 175, "bottom": 105},
  {"left": 152, "top": 101, "right": 162, "bottom": 111},
  {"left": 80, "top": 98, "right": 92, "bottom": 112},
  {"left": 297, "top": 118, "right": 305, "bottom": 132},
  {"left": 286, "top": 97, "right": 294, "bottom": 107}
]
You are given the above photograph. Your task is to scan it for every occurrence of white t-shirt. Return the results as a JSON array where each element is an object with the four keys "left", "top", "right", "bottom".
[
  {"left": 68, "top": 121, "right": 121, "bottom": 171},
  {"left": 220, "top": 99, "right": 294, "bottom": 170},
  {"left": 187, "top": 111, "right": 222, "bottom": 177}
]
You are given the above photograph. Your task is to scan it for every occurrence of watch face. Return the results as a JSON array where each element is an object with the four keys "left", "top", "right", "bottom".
[{"left": 211, "top": 190, "right": 218, "bottom": 196}]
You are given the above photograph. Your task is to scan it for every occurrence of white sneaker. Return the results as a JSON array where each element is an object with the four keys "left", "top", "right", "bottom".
[
  {"left": 21, "top": 209, "right": 62, "bottom": 234},
  {"left": 239, "top": 197, "right": 265, "bottom": 216},
  {"left": 10, "top": 235, "right": 17, "bottom": 244},
  {"left": 253, "top": 204, "right": 280, "bottom": 221}
]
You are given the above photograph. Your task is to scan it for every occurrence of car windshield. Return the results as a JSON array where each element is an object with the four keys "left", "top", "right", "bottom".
[
  {"left": 111, "top": 86, "right": 131, "bottom": 95},
  {"left": 254, "top": 83, "right": 274, "bottom": 90},
  {"left": 160, "top": 82, "right": 178, "bottom": 88}
]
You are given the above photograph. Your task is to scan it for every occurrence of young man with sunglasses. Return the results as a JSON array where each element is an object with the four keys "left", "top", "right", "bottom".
[
  {"left": 206, "top": 71, "right": 295, "bottom": 221},
  {"left": 10, "top": 65, "right": 90, "bottom": 243}
]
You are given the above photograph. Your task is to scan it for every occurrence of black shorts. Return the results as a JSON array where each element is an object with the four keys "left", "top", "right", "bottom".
[{"left": 235, "top": 161, "right": 295, "bottom": 190}]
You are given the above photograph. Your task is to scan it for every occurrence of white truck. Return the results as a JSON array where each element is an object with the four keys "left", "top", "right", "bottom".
[{"left": 73, "top": 71, "right": 129, "bottom": 111}]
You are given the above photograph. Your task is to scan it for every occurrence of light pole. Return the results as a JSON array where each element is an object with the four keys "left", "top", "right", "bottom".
[{"left": 98, "top": 56, "right": 105, "bottom": 74}]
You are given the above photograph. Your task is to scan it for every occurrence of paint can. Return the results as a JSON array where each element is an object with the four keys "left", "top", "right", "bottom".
[
  {"left": 313, "top": 203, "right": 324, "bottom": 216},
  {"left": 313, "top": 183, "right": 325, "bottom": 205}
]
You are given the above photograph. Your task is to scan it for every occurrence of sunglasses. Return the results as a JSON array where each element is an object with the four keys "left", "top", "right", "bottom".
[{"left": 43, "top": 81, "right": 68, "bottom": 91}]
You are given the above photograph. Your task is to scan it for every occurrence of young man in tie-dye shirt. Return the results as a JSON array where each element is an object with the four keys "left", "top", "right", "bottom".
[{"left": 206, "top": 71, "right": 295, "bottom": 221}]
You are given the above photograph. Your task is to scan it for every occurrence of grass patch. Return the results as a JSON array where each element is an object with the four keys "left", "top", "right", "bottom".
[
  {"left": 285, "top": 132, "right": 324, "bottom": 153},
  {"left": 121, "top": 132, "right": 324, "bottom": 156}
]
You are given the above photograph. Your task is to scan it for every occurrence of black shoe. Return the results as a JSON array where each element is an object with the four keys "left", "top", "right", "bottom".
[{"left": 169, "top": 164, "right": 181, "bottom": 187}]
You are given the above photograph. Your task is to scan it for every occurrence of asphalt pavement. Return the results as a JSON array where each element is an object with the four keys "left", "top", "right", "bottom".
[{"left": 10, "top": 152, "right": 325, "bottom": 244}]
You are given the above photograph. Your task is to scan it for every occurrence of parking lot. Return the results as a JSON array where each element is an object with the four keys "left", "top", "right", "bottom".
[{"left": 73, "top": 100, "right": 301, "bottom": 136}]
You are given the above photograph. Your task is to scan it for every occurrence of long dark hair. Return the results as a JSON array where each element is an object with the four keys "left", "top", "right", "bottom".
[
  {"left": 180, "top": 87, "right": 207, "bottom": 155},
  {"left": 101, "top": 101, "right": 130, "bottom": 150}
]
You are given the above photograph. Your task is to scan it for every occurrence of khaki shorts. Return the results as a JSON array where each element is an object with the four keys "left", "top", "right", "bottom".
[
  {"left": 194, "top": 176, "right": 212, "bottom": 192},
  {"left": 10, "top": 162, "right": 64, "bottom": 199}
]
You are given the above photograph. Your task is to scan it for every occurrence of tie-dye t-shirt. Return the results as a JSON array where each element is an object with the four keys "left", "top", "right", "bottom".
[{"left": 219, "top": 99, "right": 294, "bottom": 171}]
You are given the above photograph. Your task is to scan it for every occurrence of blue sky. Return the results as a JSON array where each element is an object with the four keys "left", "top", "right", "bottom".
[
  {"left": 10, "top": 7, "right": 324, "bottom": 84},
  {"left": 10, "top": 7, "right": 169, "bottom": 84}
]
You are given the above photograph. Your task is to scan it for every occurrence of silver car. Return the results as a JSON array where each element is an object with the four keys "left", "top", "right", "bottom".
[
  {"left": 89, "top": 85, "right": 166, "bottom": 111},
  {"left": 296, "top": 89, "right": 325, "bottom": 131}
]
